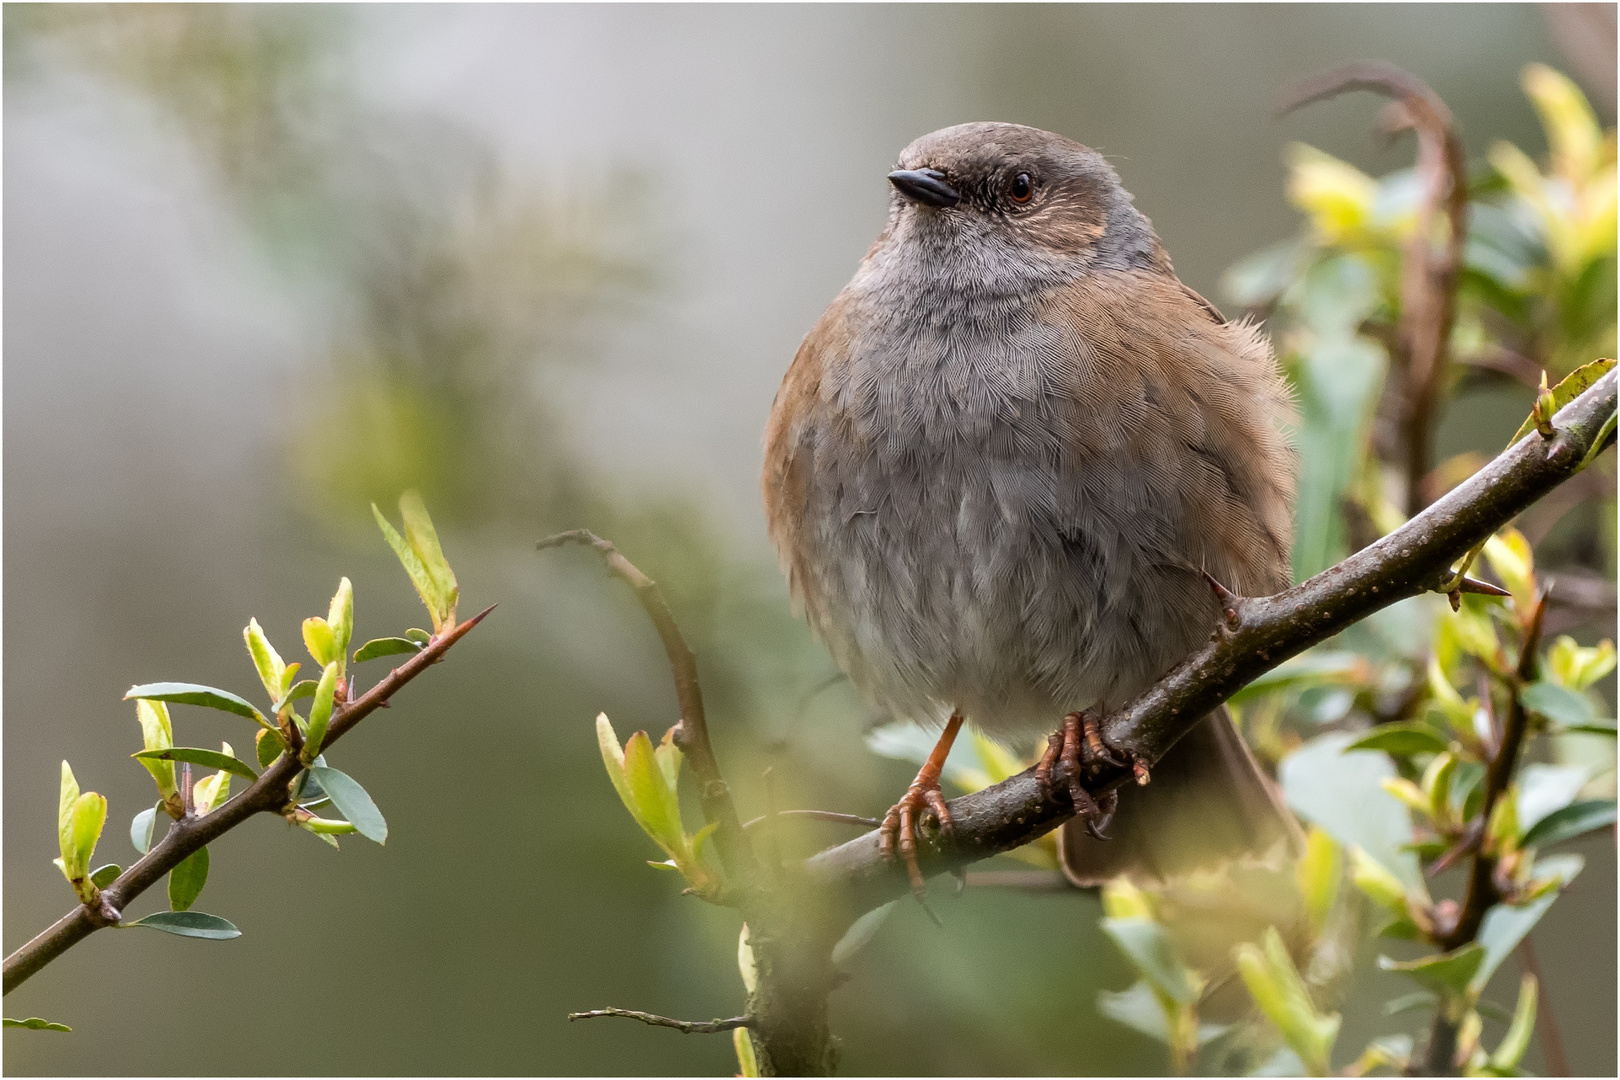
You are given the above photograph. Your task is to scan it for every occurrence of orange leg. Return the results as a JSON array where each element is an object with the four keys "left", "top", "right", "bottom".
[
  {"left": 879, "top": 714, "right": 964, "bottom": 900},
  {"left": 1034, "top": 709, "right": 1146, "bottom": 839}
]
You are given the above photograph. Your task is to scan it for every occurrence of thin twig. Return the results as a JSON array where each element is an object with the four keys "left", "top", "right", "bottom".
[
  {"left": 742, "top": 810, "right": 883, "bottom": 831},
  {"left": 538, "top": 530, "right": 756, "bottom": 882},
  {"left": 567, "top": 1008, "right": 753, "bottom": 1035},
  {"left": 1439, "top": 592, "right": 1548, "bottom": 951},
  {"left": 2, "top": 605, "right": 495, "bottom": 995},
  {"left": 805, "top": 373, "right": 1615, "bottom": 913},
  {"left": 1282, "top": 62, "right": 1468, "bottom": 518}
]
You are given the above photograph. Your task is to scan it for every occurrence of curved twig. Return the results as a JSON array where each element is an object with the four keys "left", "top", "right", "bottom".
[
  {"left": 537, "top": 530, "right": 758, "bottom": 883},
  {"left": 1282, "top": 62, "right": 1469, "bottom": 518},
  {"left": 2, "top": 605, "right": 496, "bottom": 995}
]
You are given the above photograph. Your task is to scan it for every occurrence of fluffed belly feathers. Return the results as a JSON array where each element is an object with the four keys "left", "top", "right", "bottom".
[{"left": 764, "top": 276, "right": 1293, "bottom": 737}]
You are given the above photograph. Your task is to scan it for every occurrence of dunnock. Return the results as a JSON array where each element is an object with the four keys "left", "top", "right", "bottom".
[{"left": 763, "top": 122, "right": 1297, "bottom": 894}]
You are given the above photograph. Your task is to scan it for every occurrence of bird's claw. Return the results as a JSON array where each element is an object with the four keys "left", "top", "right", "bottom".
[
  {"left": 1035, "top": 709, "right": 1142, "bottom": 839},
  {"left": 879, "top": 779, "right": 955, "bottom": 902}
]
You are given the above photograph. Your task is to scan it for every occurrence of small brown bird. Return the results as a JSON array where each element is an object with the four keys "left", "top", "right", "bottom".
[{"left": 763, "top": 122, "right": 1297, "bottom": 893}]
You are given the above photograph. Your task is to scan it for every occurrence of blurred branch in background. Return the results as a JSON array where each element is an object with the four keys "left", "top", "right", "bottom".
[{"left": 1280, "top": 63, "right": 1468, "bottom": 521}]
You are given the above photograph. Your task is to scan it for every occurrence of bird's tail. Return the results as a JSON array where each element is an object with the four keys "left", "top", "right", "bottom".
[{"left": 1058, "top": 707, "right": 1301, "bottom": 887}]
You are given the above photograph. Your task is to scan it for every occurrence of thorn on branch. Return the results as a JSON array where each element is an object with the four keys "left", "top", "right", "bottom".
[
  {"left": 1200, "top": 569, "right": 1242, "bottom": 627},
  {"left": 566, "top": 1008, "right": 753, "bottom": 1035},
  {"left": 1447, "top": 573, "right": 1513, "bottom": 610}
]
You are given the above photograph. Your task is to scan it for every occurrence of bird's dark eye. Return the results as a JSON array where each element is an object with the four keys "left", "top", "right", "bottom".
[{"left": 1008, "top": 173, "right": 1034, "bottom": 203}]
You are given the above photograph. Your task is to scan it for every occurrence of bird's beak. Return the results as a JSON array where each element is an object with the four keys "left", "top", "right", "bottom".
[{"left": 887, "top": 168, "right": 960, "bottom": 209}]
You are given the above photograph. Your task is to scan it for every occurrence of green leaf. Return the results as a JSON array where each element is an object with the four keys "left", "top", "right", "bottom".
[
  {"left": 404, "top": 627, "right": 432, "bottom": 646},
  {"left": 1227, "top": 651, "right": 1366, "bottom": 704},
  {"left": 1517, "top": 764, "right": 1591, "bottom": 831},
  {"left": 1474, "top": 854, "right": 1584, "bottom": 991},
  {"left": 4, "top": 1017, "right": 71, "bottom": 1032},
  {"left": 1235, "top": 927, "right": 1340, "bottom": 1076},
  {"left": 1344, "top": 723, "right": 1450, "bottom": 757},
  {"left": 1546, "top": 635, "right": 1618, "bottom": 690},
  {"left": 255, "top": 728, "right": 287, "bottom": 769},
  {"left": 297, "top": 814, "right": 357, "bottom": 836},
  {"left": 1520, "top": 681, "right": 1596, "bottom": 728},
  {"left": 1097, "top": 980, "right": 1230, "bottom": 1047},
  {"left": 374, "top": 499, "right": 450, "bottom": 632},
  {"left": 1280, "top": 732, "right": 1424, "bottom": 890},
  {"left": 1522, "top": 799, "right": 1616, "bottom": 849},
  {"left": 326, "top": 577, "right": 354, "bottom": 665},
  {"left": 301, "top": 661, "right": 341, "bottom": 764},
  {"left": 124, "top": 911, "right": 240, "bottom": 939},
  {"left": 1099, "top": 918, "right": 1200, "bottom": 1006},
  {"left": 56, "top": 761, "right": 80, "bottom": 867},
  {"left": 1382, "top": 990, "right": 1438, "bottom": 1017},
  {"left": 130, "top": 805, "right": 158, "bottom": 855},
  {"left": 734, "top": 1027, "right": 759, "bottom": 1078},
  {"left": 1296, "top": 827, "right": 1341, "bottom": 937},
  {"left": 1379, "top": 943, "right": 1485, "bottom": 994},
  {"left": 243, "top": 618, "right": 287, "bottom": 703},
  {"left": 399, "top": 490, "right": 458, "bottom": 629},
  {"left": 1290, "top": 331, "right": 1386, "bottom": 579},
  {"left": 124, "top": 683, "right": 267, "bottom": 727},
  {"left": 89, "top": 864, "right": 122, "bottom": 890},
  {"left": 1506, "top": 358, "right": 1615, "bottom": 446},
  {"left": 654, "top": 727, "right": 683, "bottom": 794},
  {"left": 596, "top": 713, "right": 636, "bottom": 816},
  {"left": 831, "top": 901, "right": 896, "bottom": 970},
  {"left": 302, "top": 617, "right": 338, "bottom": 667},
  {"left": 353, "top": 637, "right": 421, "bottom": 663},
  {"left": 61, "top": 791, "right": 107, "bottom": 889},
  {"left": 273, "top": 679, "right": 319, "bottom": 714},
  {"left": 307, "top": 766, "right": 386, "bottom": 844},
  {"left": 1557, "top": 719, "right": 1618, "bottom": 736},
  {"left": 132, "top": 700, "right": 177, "bottom": 800},
  {"left": 168, "top": 846, "right": 209, "bottom": 911},
  {"left": 1222, "top": 237, "right": 1305, "bottom": 308},
  {"left": 1490, "top": 975, "right": 1538, "bottom": 1072},
  {"left": 133, "top": 748, "right": 258, "bottom": 783},
  {"left": 622, "top": 730, "right": 685, "bottom": 854}
]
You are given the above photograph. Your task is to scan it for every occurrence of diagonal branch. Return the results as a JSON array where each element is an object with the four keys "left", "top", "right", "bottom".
[
  {"left": 2, "top": 605, "right": 495, "bottom": 995},
  {"left": 806, "top": 371, "right": 1615, "bottom": 913}
]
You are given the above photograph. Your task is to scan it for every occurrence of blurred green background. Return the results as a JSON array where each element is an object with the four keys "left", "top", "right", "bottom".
[{"left": 4, "top": 4, "right": 1613, "bottom": 1075}]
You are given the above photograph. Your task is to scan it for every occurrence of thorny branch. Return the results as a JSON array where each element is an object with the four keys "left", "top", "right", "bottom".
[
  {"left": 2, "top": 606, "right": 495, "bottom": 996},
  {"left": 804, "top": 371, "right": 1615, "bottom": 914},
  {"left": 1421, "top": 591, "right": 1548, "bottom": 1075},
  {"left": 1281, "top": 63, "right": 1469, "bottom": 519}
]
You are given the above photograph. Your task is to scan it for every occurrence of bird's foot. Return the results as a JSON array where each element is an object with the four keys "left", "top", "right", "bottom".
[
  {"left": 1035, "top": 709, "right": 1146, "bottom": 839},
  {"left": 879, "top": 714, "right": 963, "bottom": 902}
]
